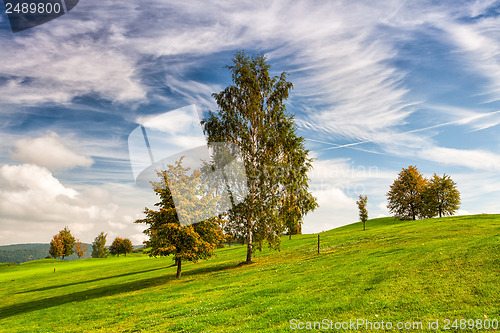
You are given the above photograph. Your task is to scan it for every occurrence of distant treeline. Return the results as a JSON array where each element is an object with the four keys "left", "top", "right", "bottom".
[
  {"left": 0, "top": 243, "right": 92, "bottom": 263},
  {"left": 0, "top": 244, "right": 143, "bottom": 263}
]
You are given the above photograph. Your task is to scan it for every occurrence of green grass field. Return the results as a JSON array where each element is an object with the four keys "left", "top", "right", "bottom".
[{"left": 0, "top": 215, "right": 499, "bottom": 332}]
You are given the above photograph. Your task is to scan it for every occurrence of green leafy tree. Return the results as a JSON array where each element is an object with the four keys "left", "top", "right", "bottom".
[
  {"left": 387, "top": 166, "right": 428, "bottom": 220},
  {"left": 91, "top": 232, "right": 109, "bottom": 258},
  {"left": 60, "top": 227, "right": 76, "bottom": 259},
  {"left": 74, "top": 239, "right": 87, "bottom": 258},
  {"left": 136, "top": 158, "right": 226, "bottom": 278},
  {"left": 49, "top": 227, "right": 75, "bottom": 260},
  {"left": 202, "top": 51, "right": 318, "bottom": 263},
  {"left": 423, "top": 173, "right": 461, "bottom": 218},
  {"left": 356, "top": 195, "right": 368, "bottom": 231},
  {"left": 109, "top": 237, "right": 134, "bottom": 257}
]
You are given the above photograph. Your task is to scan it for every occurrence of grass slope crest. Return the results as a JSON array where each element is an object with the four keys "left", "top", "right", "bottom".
[{"left": 0, "top": 214, "right": 498, "bottom": 332}]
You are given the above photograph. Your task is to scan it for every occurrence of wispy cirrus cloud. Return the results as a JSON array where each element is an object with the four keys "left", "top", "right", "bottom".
[
  {"left": 0, "top": 36, "right": 146, "bottom": 105},
  {"left": 2, "top": 0, "right": 500, "bottom": 243},
  {"left": 442, "top": 20, "right": 500, "bottom": 103}
]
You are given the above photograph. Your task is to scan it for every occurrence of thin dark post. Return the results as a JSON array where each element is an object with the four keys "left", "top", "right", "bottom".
[
  {"left": 176, "top": 259, "right": 182, "bottom": 279},
  {"left": 317, "top": 234, "right": 320, "bottom": 254}
]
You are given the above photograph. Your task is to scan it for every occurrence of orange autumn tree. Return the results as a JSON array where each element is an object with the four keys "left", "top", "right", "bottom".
[
  {"left": 387, "top": 166, "right": 428, "bottom": 221},
  {"left": 109, "top": 237, "right": 133, "bottom": 257},
  {"left": 49, "top": 233, "right": 64, "bottom": 259},
  {"left": 135, "top": 158, "right": 226, "bottom": 278}
]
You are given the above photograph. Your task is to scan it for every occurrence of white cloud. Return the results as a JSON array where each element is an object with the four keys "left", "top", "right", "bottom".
[
  {"left": 309, "top": 158, "right": 396, "bottom": 192},
  {"left": 0, "top": 0, "right": 415, "bottom": 138},
  {"left": 11, "top": 131, "right": 93, "bottom": 171},
  {"left": 0, "top": 2, "right": 146, "bottom": 105},
  {"left": 448, "top": 24, "right": 487, "bottom": 51},
  {"left": 441, "top": 18, "right": 500, "bottom": 103},
  {"left": 456, "top": 209, "right": 470, "bottom": 216},
  {"left": 0, "top": 164, "right": 107, "bottom": 223},
  {"left": 301, "top": 158, "right": 397, "bottom": 232},
  {"left": 2, "top": 0, "right": 500, "bottom": 239},
  {"left": 377, "top": 201, "right": 390, "bottom": 216},
  {"left": 421, "top": 105, "right": 500, "bottom": 132},
  {"left": 163, "top": 75, "right": 221, "bottom": 111},
  {"left": 302, "top": 187, "right": 358, "bottom": 234},
  {"left": 0, "top": 164, "right": 153, "bottom": 245},
  {"left": 128, "top": 232, "right": 148, "bottom": 246},
  {"left": 108, "top": 220, "right": 129, "bottom": 230},
  {"left": 418, "top": 146, "right": 500, "bottom": 171},
  {"left": 0, "top": 0, "right": 497, "bottom": 143}
]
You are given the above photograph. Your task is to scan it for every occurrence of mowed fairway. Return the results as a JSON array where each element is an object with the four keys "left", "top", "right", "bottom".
[{"left": 0, "top": 215, "right": 499, "bottom": 332}]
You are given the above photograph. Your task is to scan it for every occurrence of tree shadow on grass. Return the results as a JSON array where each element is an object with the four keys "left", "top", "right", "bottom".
[
  {"left": 0, "top": 260, "right": 244, "bottom": 320},
  {"left": 16, "top": 265, "right": 170, "bottom": 294}
]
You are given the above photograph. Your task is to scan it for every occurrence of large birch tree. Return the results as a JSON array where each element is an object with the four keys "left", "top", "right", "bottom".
[{"left": 201, "top": 51, "right": 318, "bottom": 263}]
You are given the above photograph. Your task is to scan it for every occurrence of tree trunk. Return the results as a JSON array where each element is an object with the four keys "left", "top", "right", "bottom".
[
  {"left": 246, "top": 226, "right": 253, "bottom": 263},
  {"left": 62, "top": 255, "right": 65, "bottom": 260},
  {"left": 176, "top": 259, "right": 182, "bottom": 278}
]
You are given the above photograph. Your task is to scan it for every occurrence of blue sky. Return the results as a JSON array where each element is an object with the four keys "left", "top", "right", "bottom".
[{"left": 1, "top": 0, "right": 500, "bottom": 245}]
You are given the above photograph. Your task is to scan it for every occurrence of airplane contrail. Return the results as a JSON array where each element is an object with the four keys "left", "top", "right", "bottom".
[{"left": 307, "top": 110, "right": 500, "bottom": 151}]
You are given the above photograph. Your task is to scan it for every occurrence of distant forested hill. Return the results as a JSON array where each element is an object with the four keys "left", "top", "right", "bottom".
[{"left": 0, "top": 243, "right": 92, "bottom": 263}]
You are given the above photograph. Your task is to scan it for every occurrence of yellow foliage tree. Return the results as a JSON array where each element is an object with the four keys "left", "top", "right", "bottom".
[
  {"left": 387, "top": 166, "right": 428, "bottom": 220},
  {"left": 136, "top": 158, "right": 226, "bottom": 278}
]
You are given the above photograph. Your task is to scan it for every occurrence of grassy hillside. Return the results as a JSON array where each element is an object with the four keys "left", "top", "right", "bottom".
[{"left": 0, "top": 215, "right": 499, "bottom": 332}]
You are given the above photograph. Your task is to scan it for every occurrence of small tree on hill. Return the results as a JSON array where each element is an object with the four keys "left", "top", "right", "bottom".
[
  {"left": 387, "top": 166, "right": 428, "bottom": 220},
  {"left": 423, "top": 173, "right": 461, "bottom": 218},
  {"left": 49, "top": 227, "right": 75, "bottom": 260},
  {"left": 135, "top": 159, "right": 226, "bottom": 278},
  {"left": 356, "top": 195, "right": 368, "bottom": 231},
  {"left": 122, "top": 238, "right": 133, "bottom": 256},
  {"left": 109, "top": 237, "right": 134, "bottom": 257},
  {"left": 60, "top": 227, "right": 76, "bottom": 259},
  {"left": 49, "top": 233, "right": 64, "bottom": 259},
  {"left": 74, "top": 239, "right": 87, "bottom": 258},
  {"left": 91, "top": 232, "right": 109, "bottom": 258}
]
